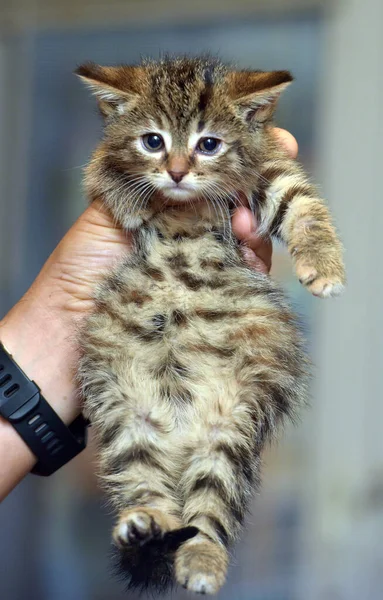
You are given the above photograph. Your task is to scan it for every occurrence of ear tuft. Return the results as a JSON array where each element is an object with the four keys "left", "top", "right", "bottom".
[
  {"left": 75, "top": 62, "right": 101, "bottom": 80},
  {"left": 75, "top": 62, "right": 144, "bottom": 117},
  {"left": 230, "top": 70, "right": 293, "bottom": 99},
  {"left": 229, "top": 69, "right": 293, "bottom": 123}
]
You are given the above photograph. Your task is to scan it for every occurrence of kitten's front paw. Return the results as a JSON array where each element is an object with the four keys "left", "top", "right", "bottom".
[
  {"left": 296, "top": 262, "right": 345, "bottom": 298},
  {"left": 113, "top": 507, "right": 175, "bottom": 548}
]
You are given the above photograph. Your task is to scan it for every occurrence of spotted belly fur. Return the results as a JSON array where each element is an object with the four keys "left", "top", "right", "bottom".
[{"left": 78, "top": 219, "right": 307, "bottom": 582}]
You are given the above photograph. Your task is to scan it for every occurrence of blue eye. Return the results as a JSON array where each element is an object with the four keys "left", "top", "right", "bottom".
[
  {"left": 198, "top": 137, "right": 221, "bottom": 155},
  {"left": 142, "top": 133, "right": 164, "bottom": 151}
]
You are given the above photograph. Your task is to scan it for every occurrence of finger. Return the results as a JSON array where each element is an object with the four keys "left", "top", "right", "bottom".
[
  {"left": 246, "top": 234, "right": 272, "bottom": 272},
  {"left": 273, "top": 128, "right": 298, "bottom": 159},
  {"left": 232, "top": 207, "right": 272, "bottom": 271},
  {"left": 240, "top": 247, "right": 269, "bottom": 274},
  {"left": 232, "top": 206, "right": 256, "bottom": 240}
]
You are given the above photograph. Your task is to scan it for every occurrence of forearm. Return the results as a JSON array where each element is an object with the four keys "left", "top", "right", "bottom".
[{"left": 0, "top": 291, "right": 81, "bottom": 500}]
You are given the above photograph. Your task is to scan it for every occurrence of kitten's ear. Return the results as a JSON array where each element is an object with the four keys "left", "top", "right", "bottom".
[
  {"left": 75, "top": 62, "right": 145, "bottom": 118},
  {"left": 228, "top": 70, "right": 293, "bottom": 123}
]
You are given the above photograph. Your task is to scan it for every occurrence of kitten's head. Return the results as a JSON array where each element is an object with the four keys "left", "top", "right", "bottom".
[{"left": 76, "top": 56, "right": 292, "bottom": 228}]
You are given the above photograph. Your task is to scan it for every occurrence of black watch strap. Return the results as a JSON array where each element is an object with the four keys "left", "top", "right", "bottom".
[{"left": 0, "top": 343, "right": 88, "bottom": 476}]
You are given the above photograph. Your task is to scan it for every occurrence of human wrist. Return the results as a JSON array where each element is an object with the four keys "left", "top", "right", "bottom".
[{"left": 0, "top": 289, "right": 81, "bottom": 426}]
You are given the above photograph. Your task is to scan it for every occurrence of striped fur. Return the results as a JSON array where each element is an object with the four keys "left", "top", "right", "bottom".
[{"left": 76, "top": 56, "right": 344, "bottom": 595}]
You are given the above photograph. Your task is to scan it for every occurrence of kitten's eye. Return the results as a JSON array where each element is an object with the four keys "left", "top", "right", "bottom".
[
  {"left": 197, "top": 137, "right": 221, "bottom": 155},
  {"left": 142, "top": 133, "right": 164, "bottom": 152}
]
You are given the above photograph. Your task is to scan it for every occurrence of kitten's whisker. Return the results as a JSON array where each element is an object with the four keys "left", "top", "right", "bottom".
[
  {"left": 208, "top": 182, "right": 231, "bottom": 225},
  {"left": 217, "top": 199, "right": 232, "bottom": 238},
  {"left": 131, "top": 183, "right": 155, "bottom": 216},
  {"left": 128, "top": 181, "right": 151, "bottom": 203},
  {"left": 116, "top": 177, "right": 148, "bottom": 197},
  {"left": 109, "top": 174, "right": 151, "bottom": 198},
  {"left": 125, "top": 180, "right": 154, "bottom": 215},
  {"left": 63, "top": 163, "right": 89, "bottom": 172},
  {"left": 203, "top": 182, "right": 231, "bottom": 237},
  {"left": 207, "top": 182, "right": 241, "bottom": 217},
  {"left": 137, "top": 183, "right": 155, "bottom": 206},
  {"left": 249, "top": 170, "right": 275, "bottom": 187},
  {"left": 206, "top": 184, "right": 234, "bottom": 239},
  {"left": 132, "top": 181, "right": 155, "bottom": 204}
]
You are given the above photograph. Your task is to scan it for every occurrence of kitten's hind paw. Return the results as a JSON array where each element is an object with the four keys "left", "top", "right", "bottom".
[
  {"left": 113, "top": 507, "right": 179, "bottom": 548},
  {"left": 175, "top": 537, "right": 228, "bottom": 595},
  {"left": 113, "top": 524, "right": 198, "bottom": 594}
]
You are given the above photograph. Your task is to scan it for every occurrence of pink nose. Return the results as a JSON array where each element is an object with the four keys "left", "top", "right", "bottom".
[{"left": 168, "top": 170, "right": 187, "bottom": 184}]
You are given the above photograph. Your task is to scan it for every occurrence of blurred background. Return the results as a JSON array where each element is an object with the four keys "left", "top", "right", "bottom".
[{"left": 1, "top": 0, "right": 382, "bottom": 599}]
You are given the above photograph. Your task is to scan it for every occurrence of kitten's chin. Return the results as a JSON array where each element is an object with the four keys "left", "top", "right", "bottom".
[{"left": 160, "top": 186, "right": 198, "bottom": 205}]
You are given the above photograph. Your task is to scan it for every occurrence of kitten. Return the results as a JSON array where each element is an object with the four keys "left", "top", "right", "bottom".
[{"left": 76, "top": 56, "right": 345, "bottom": 595}]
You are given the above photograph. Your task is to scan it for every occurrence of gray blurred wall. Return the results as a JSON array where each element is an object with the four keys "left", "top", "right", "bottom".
[{"left": 304, "top": 1, "right": 383, "bottom": 598}]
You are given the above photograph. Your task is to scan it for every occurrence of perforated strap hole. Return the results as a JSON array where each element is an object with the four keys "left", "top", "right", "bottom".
[
  {"left": 35, "top": 423, "right": 48, "bottom": 435},
  {"left": 4, "top": 383, "right": 20, "bottom": 398},
  {"left": 0, "top": 374, "right": 11, "bottom": 388},
  {"left": 41, "top": 431, "right": 54, "bottom": 444},
  {"left": 28, "top": 414, "right": 40, "bottom": 426},
  {"left": 46, "top": 438, "right": 60, "bottom": 452},
  {"left": 51, "top": 444, "right": 64, "bottom": 456}
]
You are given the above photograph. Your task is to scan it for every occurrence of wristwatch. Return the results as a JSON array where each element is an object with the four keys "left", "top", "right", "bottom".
[{"left": 0, "top": 343, "right": 88, "bottom": 476}]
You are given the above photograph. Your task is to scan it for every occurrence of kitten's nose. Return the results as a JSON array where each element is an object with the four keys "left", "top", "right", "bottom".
[
  {"left": 167, "top": 156, "right": 189, "bottom": 184},
  {"left": 168, "top": 170, "right": 187, "bottom": 184}
]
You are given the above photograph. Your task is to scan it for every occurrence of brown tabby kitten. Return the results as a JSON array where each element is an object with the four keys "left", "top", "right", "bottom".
[{"left": 76, "top": 57, "right": 345, "bottom": 595}]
